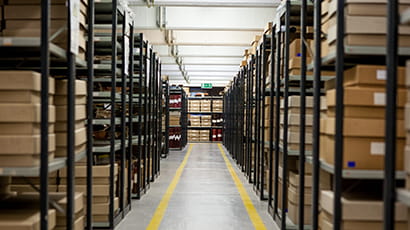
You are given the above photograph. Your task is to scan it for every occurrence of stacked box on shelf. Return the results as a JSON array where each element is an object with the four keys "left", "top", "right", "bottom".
[
  {"left": 0, "top": 191, "right": 84, "bottom": 230},
  {"left": 189, "top": 100, "right": 200, "bottom": 112},
  {"left": 288, "top": 39, "right": 312, "bottom": 76},
  {"left": 322, "top": 65, "right": 406, "bottom": 170},
  {"left": 190, "top": 115, "right": 201, "bottom": 127},
  {"left": 10, "top": 171, "right": 58, "bottom": 193},
  {"left": 199, "top": 130, "right": 210, "bottom": 142},
  {"left": 201, "top": 100, "right": 211, "bottom": 112},
  {"left": 188, "top": 130, "right": 200, "bottom": 142},
  {"left": 280, "top": 96, "right": 314, "bottom": 152},
  {"left": 325, "top": 1, "right": 410, "bottom": 55},
  {"left": 1, "top": 0, "right": 88, "bottom": 60},
  {"left": 201, "top": 115, "right": 211, "bottom": 127},
  {"left": 287, "top": 169, "right": 312, "bottom": 225},
  {"left": 59, "top": 164, "right": 119, "bottom": 224},
  {"left": 0, "top": 195, "right": 57, "bottom": 230},
  {"left": 52, "top": 192, "right": 85, "bottom": 230},
  {"left": 320, "top": 190, "right": 408, "bottom": 229},
  {"left": 55, "top": 79, "right": 87, "bottom": 158},
  {"left": 0, "top": 71, "right": 55, "bottom": 167},
  {"left": 212, "top": 100, "right": 223, "bottom": 112},
  {"left": 250, "top": 35, "right": 262, "bottom": 55},
  {"left": 170, "top": 111, "right": 181, "bottom": 126},
  {"left": 264, "top": 97, "right": 271, "bottom": 142}
]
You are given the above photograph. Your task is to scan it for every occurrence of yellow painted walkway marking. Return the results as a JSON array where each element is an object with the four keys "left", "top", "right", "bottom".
[
  {"left": 146, "top": 144, "right": 194, "bottom": 230},
  {"left": 217, "top": 143, "right": 268, "bottom": 230}
]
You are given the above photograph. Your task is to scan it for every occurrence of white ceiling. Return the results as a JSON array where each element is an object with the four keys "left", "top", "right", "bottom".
[{"left": 130, "top": 0, "right": 278, "bottom": 87}]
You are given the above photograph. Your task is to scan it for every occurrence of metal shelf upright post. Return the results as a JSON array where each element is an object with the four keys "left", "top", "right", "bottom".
[
  {"left": 127, "top": 20, "right": 135, "bottom": 210},
  {"left": 143, "top": 40, "right": 149, "bottom": 192},
  {"left": 86, "top": 0, "right": 95, "bottom": 228},
  {"left": 162, "top": 79, "right": 170, "bottom": 158},
  {"left": 40, "top": 0, "right": 50, "bottom": 229},
  {"left": 298, "top": 0, "right": 307, "bottom": 227},
  {"left": 267, "top": 23, "right": 276, "bottom": 224},
  {"left": 253, "top": 50, "right": 260, "bottom": 188},
  {"left": 384, "top": 0, "right": 399, "bottom": 229},
  {"left": 259, "top": 34, "right": 269, "bottom": 201},
  {"left": 311, "top": 0, "right": 322, "bottom": 228}
]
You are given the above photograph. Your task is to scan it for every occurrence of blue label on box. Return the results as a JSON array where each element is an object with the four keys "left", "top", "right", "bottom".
[{"left": 347, "top": 161, "right": 356, "bottom": 168}]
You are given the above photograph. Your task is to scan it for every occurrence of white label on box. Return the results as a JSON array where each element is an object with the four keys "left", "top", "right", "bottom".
[
  {"left": 371, "top": 142, "right": 385, "bottom": 155},
  {"left": 3, "top": 38, "right": 12, "bottom": 46},
  {"left": 374, "top": 92, "right": 386, "bottom": 105},
  {"left": 124, "top": 37, "right": 130, "bottom": 75},
  {"left": 70, "top": 0, "right": 80, "bottom": 55},
  {"left": 377, "top": 70, "right": 387, "bottom": 80}
]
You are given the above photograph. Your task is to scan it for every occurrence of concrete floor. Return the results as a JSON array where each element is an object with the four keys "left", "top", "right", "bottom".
[{"left": 117, "top": 143, "right": 277, "bottom": 230}]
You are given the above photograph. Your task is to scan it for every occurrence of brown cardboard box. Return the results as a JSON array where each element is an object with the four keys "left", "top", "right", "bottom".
[
  {"left": 55, "top": 216, "right": 84, "bottom": 230},
  {"left": 11, "top": 184, "right": 58, "bottom": 193},
  {"left": 326, "top": 87, "right": 407, "bottom": 119},
  {"left": 4, "top": 5, "right": 67, "bottom": 19},
  {"left": 56, "top": 105, "right": 87, "bottom": 121},
  {"left": 344, "top": 65, "right": 405, "bottom": 87},
  {"left": 320, "top": 210, "right": 408, "bottom": 230},
  {"left": 290, "top": 39, "right": 312, "bottom": 59},
  {"left": 55, "top": 120, "right": 86, "bottom": 132},
  {"left": 55, "top": 79, "right": 87, "bottom": 96},
  {"left": 288, "top": 57, "right": 313, "bottom": 70},
  {"left": 289, "top": 171, "right": 312, "bottom": 188},
  {"left": 0, "top": 104, "right": 56, "bottom": 123},
  {"left": 93, "top": 197, "right": 119, "bottom": 215},
  {"left": 59, "top": 185, "right": 110, "bottom": 196},
  {"left": 54, "top": 95, "right": 87, "bottom": 106},
  {"left": 343, "top": 2, "right": 410, "bottom": 17},
  {"left": 56, "top": 143, "right": 86, "bottom": 158},
  {"left": 0, "top": 134, "right": 55, "bottom": 154},
  {"left": 0, "top": 91, "right": 53, "bottom": 104},
  {"left": 288, "top": 199, "right": 312, "bottom": 225},
  {"left": 280, "top": 96, "right": 314, "bottom": 108},
  {"left": 325, "top": 117, "right": 405, "bottom": 138},
  {"left": 6, "top": 0, "right": 66, "bottom": 5},
  {"left": 0, "top": 71, "right": 55, "bottom": 92},
  {"left": 323, "top": 134, "right": 405, "bottom": 170},
  {"left": 321, "top": 190, "right": 408, "bottom": 227},
  {"left": 200, "top": 137, "right": 209, "bottom": 142},
  {"left": 0, "top": 123, "right": 54, "bottom": 135},
  {"left": 280, "top": 114, "right": 313, "bottom": 126},
  {"left": 60, "top": 164, "right": 118, "bottom": 178},
  {"left": 405, "top": 145, "right": 410, "bottom": 173},
  {"left": 56, "top": 127, "right": 87, "bottom": 147},
  {"left": 0, "top": 209, "right": 56, "bottom": 230}
]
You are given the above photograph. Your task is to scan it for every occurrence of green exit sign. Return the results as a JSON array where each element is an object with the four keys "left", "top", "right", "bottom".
[{"left": 201, "top": 83, "right": 213, "bottom": 89}]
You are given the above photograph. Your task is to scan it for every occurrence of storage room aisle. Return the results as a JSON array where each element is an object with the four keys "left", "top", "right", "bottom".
[{"left": 117, "top": 143, "right": 276, "bottom": 230}]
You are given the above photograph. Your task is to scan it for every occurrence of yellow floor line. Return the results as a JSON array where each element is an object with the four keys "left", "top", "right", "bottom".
[
  {"left": 217, "top": 143, "right": 268, "bottom": 230},
  {"left": 146, "top": 144, "right": 195, "bottom": 230}
]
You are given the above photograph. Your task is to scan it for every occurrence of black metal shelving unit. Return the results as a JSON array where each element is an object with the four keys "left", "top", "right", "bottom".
[
  {"left": 187, "top": 96, "right": 224, "bottom": 142},
  {"left": 91, "top": 0, "right": 135, "bottom": 227},
  {"left": 0, "top": 1, "right": 165, "bottom": 230},
  {"left": 0, "top": 1, "right": 92, "bottom": 230},
  {"left": 169, "top": 87, "right": 188, "bottom": 150},
  {"left": 162, "top": 79, "right": 170, "bottom": 158},
  {"left": 224, "top": 71, "right": 245, "bottom": 171}
]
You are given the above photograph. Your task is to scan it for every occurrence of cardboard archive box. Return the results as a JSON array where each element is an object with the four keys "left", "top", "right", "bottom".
[
  {"left": 0, "top": 71, "right": 56, "bottom": 167},
  {"left": 54, "top": 79, "right": 87, "bottom": 158}
]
